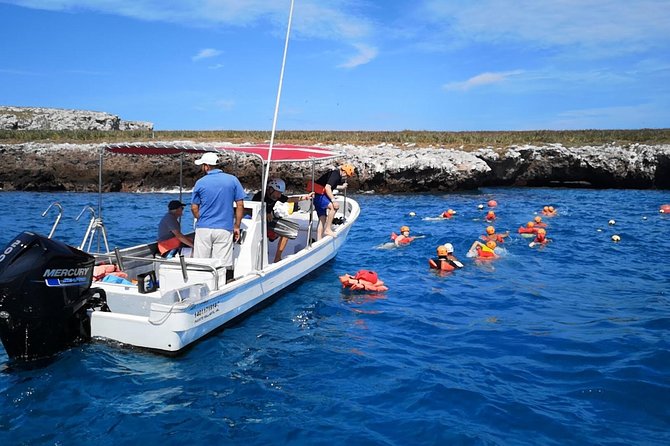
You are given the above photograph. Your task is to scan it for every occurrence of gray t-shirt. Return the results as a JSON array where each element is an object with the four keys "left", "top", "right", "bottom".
[{"left": 157, "top": 212, "right": 179, "bottom": 241}]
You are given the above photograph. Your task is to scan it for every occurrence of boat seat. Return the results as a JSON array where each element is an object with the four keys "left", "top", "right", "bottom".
[{"left": 96, "top": 242, "right": 160, "bottom": 282}]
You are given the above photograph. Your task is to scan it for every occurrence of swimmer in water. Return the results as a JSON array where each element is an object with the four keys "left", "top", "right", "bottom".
[
  {"left": 480, "top": 225, "right": 509, "bottom": 244},
  {"left": 441, "top": 209, "right": 456, "bottom": 219},
  {"left": 391, "top": 225, "right": 415, "bottom": 246},
  {"left": 533, "top": 215, "right": 548, "bottom": 228},
  {"left": 429, "top": 243, "right": 464, "bottom": 270},
  {"left": 529, "top": 228, "right": 550, "bottom": 248},
  {"left": 467, "top": 240, "right": 499, "bottom": 259}
]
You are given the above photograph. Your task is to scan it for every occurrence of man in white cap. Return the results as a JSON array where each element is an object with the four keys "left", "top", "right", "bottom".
[{"left": 191, "top": 152, "right": 245, "bottom": 282}]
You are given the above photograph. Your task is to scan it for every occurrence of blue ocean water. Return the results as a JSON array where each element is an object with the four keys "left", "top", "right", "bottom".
[{"left": 0, "top": 188, "right": 669, "bottom": 445}]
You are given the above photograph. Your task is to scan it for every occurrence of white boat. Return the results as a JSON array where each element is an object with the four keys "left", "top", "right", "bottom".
[{"left": 0, "top": 143, "right": 359, "bottom": 360}]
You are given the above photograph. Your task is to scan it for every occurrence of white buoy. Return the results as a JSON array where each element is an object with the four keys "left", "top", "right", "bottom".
[
  {"left": 477, "top": 204, "right": 484, "bottom": 210},
  {"left": 608, "top": 219, "right": 616, "bottom": 225},
  {"left": 409, "top": 211, "right": 416, "bottom": 217},
  {"left": 611, "top": 234, "right": 621, "bottom": 242},
  {"left": 642, "top": 216, "right": 647, "bottom": 220}
]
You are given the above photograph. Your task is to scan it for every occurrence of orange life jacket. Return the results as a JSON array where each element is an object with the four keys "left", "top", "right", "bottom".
[
  {"left": 157, "top": 236, "right": 181, "bottom": 255},
  {"left": 339, "top": 270, "right": 389, "bottom": 292},
  {"left": 429, "top": 258, "right": 455, "bottom": 271},
  {"left": 306, "top": 181, "right": 326, "bottom": 195}
]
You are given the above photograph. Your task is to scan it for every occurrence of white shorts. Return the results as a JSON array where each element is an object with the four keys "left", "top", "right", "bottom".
[{"left": 193, "top": 228, "right": 234, "bottom": 267}]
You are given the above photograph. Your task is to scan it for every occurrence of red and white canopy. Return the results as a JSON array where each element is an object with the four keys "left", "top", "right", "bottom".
[{"left": 104, "top": 143, "right": 340, "bottom": 163}]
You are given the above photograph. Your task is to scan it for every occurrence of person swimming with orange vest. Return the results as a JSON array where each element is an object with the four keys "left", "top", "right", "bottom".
[
  {"left": 440, "top": 209, "right": 456, "bottom": 219},
  {"left": 518, "top": 221, "right": 538, "bottom": 237},
  {"left": 391, "top": 225, "right": 415, "bottom": 246},
  {"left": 480, "top": 225, "right": 509, "bottom": 244},
  {"left": 467, "top": 240, "right": 499, "bottom": 259},
  {"left": 533, "top": 215, "right": 548, "bottom": 228},
  {"left": 529, "top": 228, "right": 550, "bottom": 248},
  {"left": 339, "top": 270, "right": 389, "bottom": 292},
  {"left": 542, "top": 205, "right": 558, "bottom": 217},
  {"left": 485, "top": 210, "right": 496, "bottom": 221},
  {"left": 429, "top": 244, "right": 464, "bottom": 271}
]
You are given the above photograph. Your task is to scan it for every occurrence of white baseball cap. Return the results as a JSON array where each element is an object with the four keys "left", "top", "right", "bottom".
[{"left": 194, "top": 152, "right": 219, "bottom": 166}]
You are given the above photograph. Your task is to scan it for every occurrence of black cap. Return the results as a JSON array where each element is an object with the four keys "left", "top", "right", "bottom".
[{"left": 168, "top": 200, "right": 186, "bottom": 210}]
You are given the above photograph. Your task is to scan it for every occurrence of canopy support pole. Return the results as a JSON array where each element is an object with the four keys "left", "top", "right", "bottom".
[{"left": 261, "top": 0, "right": 295, "bottom": 196}]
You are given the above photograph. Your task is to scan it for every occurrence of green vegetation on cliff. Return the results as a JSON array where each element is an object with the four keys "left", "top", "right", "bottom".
[{"left": 1, "top": 129, "right": 669, "bottom": 150}]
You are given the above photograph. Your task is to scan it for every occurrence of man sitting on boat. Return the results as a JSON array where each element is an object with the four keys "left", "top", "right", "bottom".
[
  {"left": 191, "top": 152, "right": 246, "bottom": 283},
  {"left": 311, "top": 164, "right": 355, "bottom": 240},
  {"left": 157, "top": 200, "right": 194, "bottom": 257},
  {"left": 252, "top": 178, "right": 313, "bottom": 263}
]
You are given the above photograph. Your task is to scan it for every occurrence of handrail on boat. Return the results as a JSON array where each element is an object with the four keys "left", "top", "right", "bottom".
[
  {"left": 77, "top": 206, "right": 110, "bottom": 253},
  {"left": 41, "top": 202, "right": 63, "bottom": 239},
  {"left": 105, "top": 254, "right": 224, "bottom": 291}
]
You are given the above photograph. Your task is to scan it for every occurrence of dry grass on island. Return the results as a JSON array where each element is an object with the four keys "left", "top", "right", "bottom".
[{"left": 2, "top": 128, "right": 670, "bottom": 150}]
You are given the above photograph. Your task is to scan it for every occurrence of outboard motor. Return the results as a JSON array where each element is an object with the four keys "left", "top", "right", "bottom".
[{"left": 0, "top": 231, "right": 105, "bottom": 361}]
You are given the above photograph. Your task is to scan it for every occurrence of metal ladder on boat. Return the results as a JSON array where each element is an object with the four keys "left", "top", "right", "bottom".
[
  {"left": 77, "top": 206, "right": 110, "bottom": 253},
  {"left": 41, "top": 202, "right": 63, "bottom": 239}
]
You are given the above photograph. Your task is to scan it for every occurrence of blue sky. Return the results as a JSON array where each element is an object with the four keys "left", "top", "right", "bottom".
[{"left": 1, "top": 0, "right": 669, "bottom": 131}]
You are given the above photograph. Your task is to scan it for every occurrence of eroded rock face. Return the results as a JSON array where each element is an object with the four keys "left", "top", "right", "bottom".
[
  {"left": 0, "top": 142, "right": 668, "bottom": 193},
  {"left": 0, "top": 106, "right": 153, "bottom": 131},
  {"left": 474, "top": 144, "right": 670, "bottom": 188}
]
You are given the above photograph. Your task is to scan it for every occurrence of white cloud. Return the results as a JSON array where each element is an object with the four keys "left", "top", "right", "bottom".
[
  {"left": 443, "top": 70, "right": 524, "bottom": 91},
  {"left": 192, "top": 48, "right": 222, "bottom": 61},
  {"left": 2, "top": 0, "right": 374, "bottom": 42},
  {"left": 421, "top": 0, "right": 670, "bottom": 56},
  {"left": 338, "top": 43, "right": 378, "bottom": 69}
]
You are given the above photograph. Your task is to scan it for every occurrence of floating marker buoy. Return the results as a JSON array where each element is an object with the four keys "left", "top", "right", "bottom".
[
  {"left": 611, "top": 234, "right": 621, "bottom": 242},
  {"left": 608, "top": 219, "right": 616, "bottom": 225},
  {"left": 478, "top": 204, "right": 484, "bottom": 210},
  {"left": 597, "top": 228, "right": 602, "bottom": 232},
  {"left": 409, "top": 211, "right": 416, "bottom": 217},
  {"left": 488, "top": 200, "right": 497, "bottom": 208},
  {"left": 642, "top": 216, "right": 647, "bottom": 220}
]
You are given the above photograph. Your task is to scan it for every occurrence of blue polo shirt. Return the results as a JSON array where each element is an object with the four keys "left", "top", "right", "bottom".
[{"left": 191, "top": 169, "right": 246, "bottom": 230}]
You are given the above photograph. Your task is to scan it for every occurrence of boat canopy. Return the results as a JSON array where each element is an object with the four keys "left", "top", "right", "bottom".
[{"left": 104, "top": 143, "right": 341, "bottom": 164}]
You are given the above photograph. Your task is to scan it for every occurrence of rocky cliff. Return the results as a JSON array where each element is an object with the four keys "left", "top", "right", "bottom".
[
  {"left": 0, "top": 141, "right": 668, "bottom": 193},
  {"left": 0, "top": 106, "right": 153, "bottom": 131}
]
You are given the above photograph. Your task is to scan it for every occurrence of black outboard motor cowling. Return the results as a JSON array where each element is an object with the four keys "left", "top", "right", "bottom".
[{"left": 0, "top": 231, "right": 103, "bottom": 361}]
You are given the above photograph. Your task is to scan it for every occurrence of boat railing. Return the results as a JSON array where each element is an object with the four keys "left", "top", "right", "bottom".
[
  {"left": 77, "top": 206, "right": 110, "bottom": 253},
  {"left": 41, "top": 202, "right": 63, "bottom": 239},
  {"left": 109, "top": 254, "right": 223, "bottom": 291}
]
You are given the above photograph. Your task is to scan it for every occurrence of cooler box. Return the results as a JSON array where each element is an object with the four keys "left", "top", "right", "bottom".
[{"left": 159, "top": 258, "right": 227, "bottom": 293}]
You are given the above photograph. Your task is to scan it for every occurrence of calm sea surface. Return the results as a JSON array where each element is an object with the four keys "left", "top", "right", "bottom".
[{"left": 0, "top": 188, "right": 669, "bottom": 445}]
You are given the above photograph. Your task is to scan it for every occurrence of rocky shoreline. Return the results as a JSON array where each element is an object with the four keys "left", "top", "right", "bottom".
[
  {"left": 1, "top": 141, "right": 669, "bottom": 193},
  {"left": 0, "top": 106, "right": 153, "bottom": 131}
]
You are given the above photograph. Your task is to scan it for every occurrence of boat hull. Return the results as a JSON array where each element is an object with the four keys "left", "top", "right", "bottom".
[{"left": 90, "top": 198, "right": 357, "bottom": 353}]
